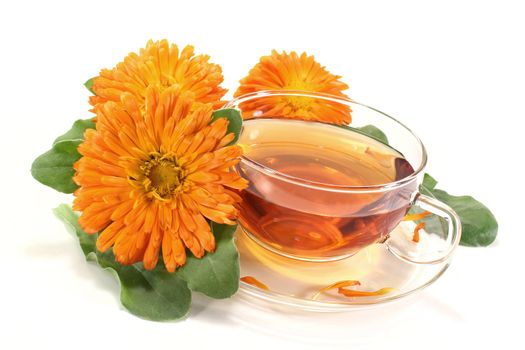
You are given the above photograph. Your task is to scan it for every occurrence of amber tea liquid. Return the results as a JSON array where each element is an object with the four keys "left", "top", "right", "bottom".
[{"left": 236, "top": 119, "right": 417, "bottom": 260}]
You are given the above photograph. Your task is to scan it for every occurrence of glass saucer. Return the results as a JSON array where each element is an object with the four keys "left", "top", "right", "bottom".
[{"left": 236, "top": 220, "right": 452, "bottom": 312}]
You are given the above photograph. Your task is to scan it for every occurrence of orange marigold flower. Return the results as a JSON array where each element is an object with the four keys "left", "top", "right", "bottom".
[
  {"left": 73, "top": 86, "right": 247, "bottom": 272},
  {"left": 89, "top": 39, "right": 227, "bottom": 110},
  {"left": 234, "top": 50, "right": 351, "bottom": 124}
]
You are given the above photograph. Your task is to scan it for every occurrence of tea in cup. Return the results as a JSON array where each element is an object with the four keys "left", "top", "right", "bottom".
[{"left": 225, "top": 91, "right": 460, "bottom": 264}]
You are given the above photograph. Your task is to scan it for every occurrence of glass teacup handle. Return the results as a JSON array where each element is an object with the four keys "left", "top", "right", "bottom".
[{"left": 385, "top": 193, "right": 462, "bottom": 264}]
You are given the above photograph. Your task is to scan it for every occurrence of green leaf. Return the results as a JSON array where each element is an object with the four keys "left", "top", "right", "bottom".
[
  {"left": 422, "top": 173, "right": 438, "bottom": 191},
  {"left": 338, "top": 124, "right": 389, "bottom": 144},
  {"left": 432, "top": 189, "right": 498, "bottom": 247},
  {"left": 31, "top": 119, "right": 95, "bottom": 193},
  {"left": 31, "top": 140, "right": 82, "bottom": 193},
  {"left": 54, "top": 119, "right": 95, "bottom": 144},
  {"left": 211, "top": 108, "right": 243, "bottom": 145},
  {"left": 54, "top": 204, "right": 192, "bottom": 321},
  {"left": 53, "top": 204, "right": 96, "bottom": 256},
  {"left": 355, "top": 125, "right": 389, "bottom": 144},
  {"left": 95, "top": 251, "right": 191, "bottom": 321},
  {"left": 84, "top": 78, "right": 95, "bottom": 94},
  {"left": 177, "top": 223, "right": 240, "bottom": 298},
  {"left": 418, "top": 174, "right": 498, "bottom": 247}
]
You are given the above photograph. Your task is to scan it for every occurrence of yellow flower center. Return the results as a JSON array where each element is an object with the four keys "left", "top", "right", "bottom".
[
  {"left": 140, "top": 153, "right": 185, "bottom": 199},
  {"left": 287, "top": 79, "right": 314, "bottom": 91},
  {"left": 283, "top": 81, "right": 316, "bottom": 111},
  {"left": 284, "top": 95, "right": 314, "bottom": 110}
]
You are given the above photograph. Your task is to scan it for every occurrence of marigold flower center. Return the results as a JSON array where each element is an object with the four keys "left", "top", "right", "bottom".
[
  {"left": 284, "top": 81, "right": 316, "bottom": 110},
  {"left": 140, "top": 153, "right": 185, "bottom": 199},
  {"left": 284, "top": 95, "right": 314, "bottom": 110}
]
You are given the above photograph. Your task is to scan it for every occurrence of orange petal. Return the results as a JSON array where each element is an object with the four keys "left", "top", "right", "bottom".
[
  {"left": 312, "top": 280, "right": 361, "bottom": 300},
  {"left": 178, "top": 215, "right": 204, "bottom": 258},
  {"left": 240, "top": 276, "right": 269, "bottom": 290},
  {"left": 192, "top": 213, "right": 216, "bottom": 252},
  {"left": 143, "top": 222, "right": 163, "bottom": 270},
  {"left": 403, "top": 211, "right": 431, "bottom": 222},
  {"left": 187, "top": 171, "right": 220, "bottom": 183},
  {"left": 198, "top": 204, "right": 236, "bottom": 225},
  {"left": 337, "top": 287, "right": 394, "bottom": 297},
  {"left": 412, "top": 222, "right": 426, "bottom": 243},
  {"left": 162, "top": 230, "right": 186, "bottom": 273},
  {"left": 113, "top": 228, "right": 150, "bottom": 266},
  {"left": 96, "top": 220, "right": 125, "bottom": 252}
]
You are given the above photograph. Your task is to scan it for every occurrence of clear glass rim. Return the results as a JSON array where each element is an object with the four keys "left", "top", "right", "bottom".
[{"left": 224, "top": 90, "right": 428, "bottom": 193}]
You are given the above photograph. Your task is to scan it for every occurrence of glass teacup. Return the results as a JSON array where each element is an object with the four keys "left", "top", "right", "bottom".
[{"left": 224, "top": 91, "right": 461, "bottom": 264}]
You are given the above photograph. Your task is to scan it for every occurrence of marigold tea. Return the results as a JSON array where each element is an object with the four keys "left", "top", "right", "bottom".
[{"left": 236, "top": 119, "right": 416, "bottom": 260}]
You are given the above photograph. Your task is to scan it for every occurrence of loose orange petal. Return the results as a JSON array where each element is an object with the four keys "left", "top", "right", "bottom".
[
  {"left": 320, "top": 280, "right": 361, "bottom": 291},
  {"left": 312, "top": 280, "right": 361, "bottom": 300},
  {"left": 337, "top": 287, "right": 394, "bottom": 297},
  {"left": 412, "top": 222, "right": 426, "bottom": 243},
  {"left": 240, "top": 276, "right": 270, "bottom": 291},
  {"left": 403, "top": 211, "right": 431, "bottom": 222}
]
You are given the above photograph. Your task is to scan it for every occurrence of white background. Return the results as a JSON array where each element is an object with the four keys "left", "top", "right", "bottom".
[{"left": 1, "top": 0, "right": 523, "bottom": 349}]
